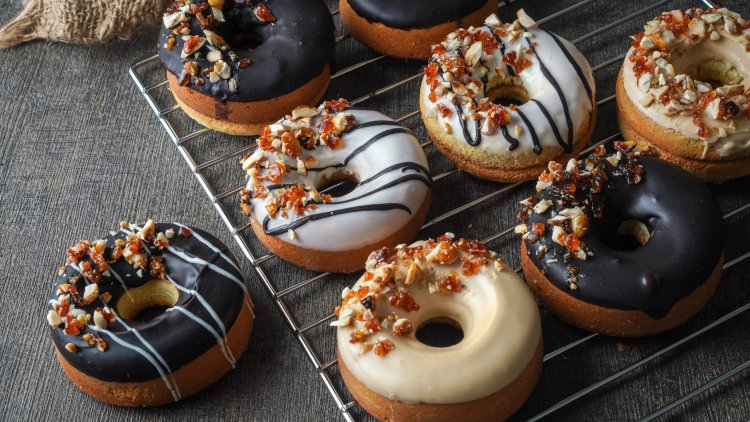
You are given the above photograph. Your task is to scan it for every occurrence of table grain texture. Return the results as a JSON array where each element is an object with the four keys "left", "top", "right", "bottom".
[{"left": 1, "top": 0, "right": 749, "bottom": 421}]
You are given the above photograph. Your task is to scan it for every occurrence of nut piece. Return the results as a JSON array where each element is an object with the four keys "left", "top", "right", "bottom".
[
  {"left": 404, "top": 262, "right": 424, "bottom": 286},
  {"left": 82, "top": 283, "right": 99, "bottom": 305},
  {"left": 570, "top": 214, "right": 589, "bottom": 238},
  {"left": 138, "top": 219, "right": 156, "bottom": 242},
  {"left": 393, "top": 318, "right": 414, "bottom": 336},
  {"left": 517, "top": 9, "right": 538, "bottom": 29},
  {"left": 47, "top": 310, "right": 63, "bottom": 327},
  {"left": 65, "top": 343, "right": 78, "bottom": 353},
  {"left": 163, "top": 11, "right": 185, "bottom": 29},
  {"left": 464, "top": 41, "right": 483, "bottom": 67},
  {"left": 291, "top": 106, "right": 318, "bottom": 120},
  {"left": 207, "top": 0, "right": 223, "bottom": 8}
]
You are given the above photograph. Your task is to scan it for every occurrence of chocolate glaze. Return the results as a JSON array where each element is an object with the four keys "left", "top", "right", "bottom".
[
  {"left": 524, "top": 156, "right": 724, "bottom": 319},
  {"left": 346, "top": 0, "right": 489, "bottom": 30},
  {"left": 158, "top": 0, "right": 335, "bottom": 102},
  {"left": 50, "top": 223, "right": 248, "bottom": 384}
]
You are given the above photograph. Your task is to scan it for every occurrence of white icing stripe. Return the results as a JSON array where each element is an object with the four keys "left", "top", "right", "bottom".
[
  {"left": 107, "top": 267, "right": 134, "bottom": 302},
  {"left": 88, "top": 324, "right": 182, "bottom": 402},
  {"left": 247, "top": 108, "right": 431, "bottom": 252},
  {"left": 121, "top": 224, "right": 252, "bottom": 314},
  {"left": 172, "top": 222, "right": 241, "bottom": 272},
  {"left": 166, "top": 274, "right": 237, "bottom": 367},
  {"left": 166, "top": 245, "right": 253, "bottom": 313},
  {"left": 167, "top": 306, "right": 236, "bottom": 367},
  {"left": 63, "top": 262, "right": 177, "bottom": 391}
]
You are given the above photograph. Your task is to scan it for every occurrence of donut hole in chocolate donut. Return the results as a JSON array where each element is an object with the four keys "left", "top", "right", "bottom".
[
  {"left": 116, "top": 279, "right": 180, "bottom": 323},
  {"left": 488, "top": 85, "right": 529, "bottom": 108},
  {"left": 601, "top": 218, "right": 652, "bottom": 251},
  {"left": 230, "top": 31, "right": 264, "bottom": 50},
  {"left": 415, "top": 317, "right": 464, "bottom": 348}
]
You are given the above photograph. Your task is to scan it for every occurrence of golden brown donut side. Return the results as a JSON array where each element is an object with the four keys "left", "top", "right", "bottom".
[
  {"left": 250, "top": 193, "right": 431, "bottom": 273},
  {"left": 616, "top": 69, "right": 750, "bottom": 183},
  {"left": 339, "top": 0, "right": 498, "bottom": 60},
  {"left": 339, "top": 338, "right": 543, "bottom": 422},
  {"left": 56, "top": 304, "right": 254, "bottom": 407},
  {"left": 167, "top": 64, "right": 331, "bottom": 136},
  {"left": 522, "top": 242, "right": 723, "bottom": 337}
]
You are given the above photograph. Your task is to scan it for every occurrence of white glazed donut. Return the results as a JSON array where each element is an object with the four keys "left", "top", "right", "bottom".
[
  {"left": 420, "top": 10, "right": 596, "bottom": 182},
  {"left": 333, "top": 235, "right": 542, "bottom": 421},
  {"left": 617, "top": 7, "right": 750, "bottom": 182},
  {"left": 240, "top": 99, "right": 432, "bottom": 273}
]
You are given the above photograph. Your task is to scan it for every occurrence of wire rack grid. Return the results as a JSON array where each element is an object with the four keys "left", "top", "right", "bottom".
[{"left": 129, "top": 0, "right": 750, "bottom": 420}]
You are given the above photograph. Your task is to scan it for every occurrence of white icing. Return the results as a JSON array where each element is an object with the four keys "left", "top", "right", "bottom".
[
  {"left": 246, "top": 109, "right": 430, "bottom": 252},
  {"left": 335, "top": 240, "right": 541, "bottom": 404},
  {"left": 621, "top": 8, "right": 750, "bottom": 158},
  {"left": 421, "top": 19, "right": 594, "bottom": 156}
]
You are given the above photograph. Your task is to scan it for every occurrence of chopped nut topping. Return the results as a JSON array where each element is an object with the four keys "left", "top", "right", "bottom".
[{"left": 333, "top": 235, "right": 506, "bottom": 356}]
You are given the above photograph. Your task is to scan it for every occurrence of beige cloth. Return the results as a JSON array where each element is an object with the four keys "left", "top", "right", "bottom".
[{"left": 0, "top": 0, "right": 167, "bottom": 48}]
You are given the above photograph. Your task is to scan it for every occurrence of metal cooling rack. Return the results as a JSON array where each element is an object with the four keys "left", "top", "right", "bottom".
[{"left": 129, "top": 0, "right": 750, "bottom": 420}]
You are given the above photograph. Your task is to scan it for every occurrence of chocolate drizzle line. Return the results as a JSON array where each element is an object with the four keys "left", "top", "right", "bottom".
[
  {"left": 547, "top": 31, "right": 594, "bottom": 103},
  {"left": 261, "top": 116, "right": 430, "bottom": 237},
  {"left": 513, "top": 108, "right": 542, "bottom": 155},
  {"left": 523, "top": 34, "right": 574, "bottom": 154},
  {"left": 530, "top": 99, "right": 566, "bottom": 151}
]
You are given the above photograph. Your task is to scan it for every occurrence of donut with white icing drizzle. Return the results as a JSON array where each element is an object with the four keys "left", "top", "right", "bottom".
[
  {"left": 47, "top": 220, "right": 254, "bottom": 406},
  {"left": 333, "top": 235, "right": 542, "bottom": 421},
  {"left": 240, "top": 99, "right": 432, "bottom": 273},
  {"left": 617, "top": 7, "right": 750, "bottom": 182},
  {"left": 420, "top": 10, "right": 596, "bottom": 182}
]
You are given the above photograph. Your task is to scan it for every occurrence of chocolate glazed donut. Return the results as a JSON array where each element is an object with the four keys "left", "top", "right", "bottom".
[
  {"left": 519, "top": 144, "right": 724, "bottom": 337},
  {"left": 48, "top": 221, "right": 254, "bottom": 406},
  {"left": 340, "top": 0, "right": 498, "bottom": 59},
  {"left": 159, "top": 0, "right": 335, "bottom": 135}
]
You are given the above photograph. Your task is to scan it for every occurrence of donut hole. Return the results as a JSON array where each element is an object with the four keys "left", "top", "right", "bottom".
[
  {"left": 317, "top": 172, "right": 359, "bottom": 198},
  {"left": 116, "top": 279, "right": 179, "bottom": 322},
  {"left": 602, "top": 219, "right": 652, "bottom": 251},
  {"left": 683, "top": 59, "right": 743, "bottom": 87},
  {"left": 229, "top": 31, "right": 264, "bottom": 50},
  {"left": 415, "top": 317, "right": 464, "bottom": 348},
  {"left": 488, "top": 85, "right": 529, "bottom": 107}
]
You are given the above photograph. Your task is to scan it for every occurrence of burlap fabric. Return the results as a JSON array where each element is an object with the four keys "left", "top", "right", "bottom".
[{"left": 0, "top": 0, "right": 167, "bottom": 48}]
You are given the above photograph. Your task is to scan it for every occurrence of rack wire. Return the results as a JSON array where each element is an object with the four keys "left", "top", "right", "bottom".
[{"left": 129, "top": 0, "right": 750, "bottom": 420}]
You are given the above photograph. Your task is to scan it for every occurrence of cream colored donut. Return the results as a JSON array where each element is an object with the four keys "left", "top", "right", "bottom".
[
  {"left": 618, "top": 7, "right": 750, "bottom": 182},
  {"left": 420, "top": 10, "right": 596, "bottom": 182},
  {"left": 240, "top": 99, "right": 431, "bottom": 273},
  {"left": 333, "top": 235, "right": 542, "bottom": 421}
]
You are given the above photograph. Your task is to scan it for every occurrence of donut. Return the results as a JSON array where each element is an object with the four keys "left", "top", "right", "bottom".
[
  {"left": 420, "top": 11, "right": 597, "bottom": 182},
  {"left": 239, "top": 99, "right": 432, "bottom": 273},
  {"left": 158, "top": 0, "right": 335, "bottom": 136},
  {"left": 47, "top": 219, "right": 254, "bottom": 406},
  {"left": 339, "top": 0, "right": 498, "bottom": 60},
  {"left": 617, "top": 7, "right": 750, "bottom": 182},
  {"left": 332, "top": 235, "right": 542, "bottom": 421},
  {"left": 517, "top": 142, "right": 724, "bottom": 337}
]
